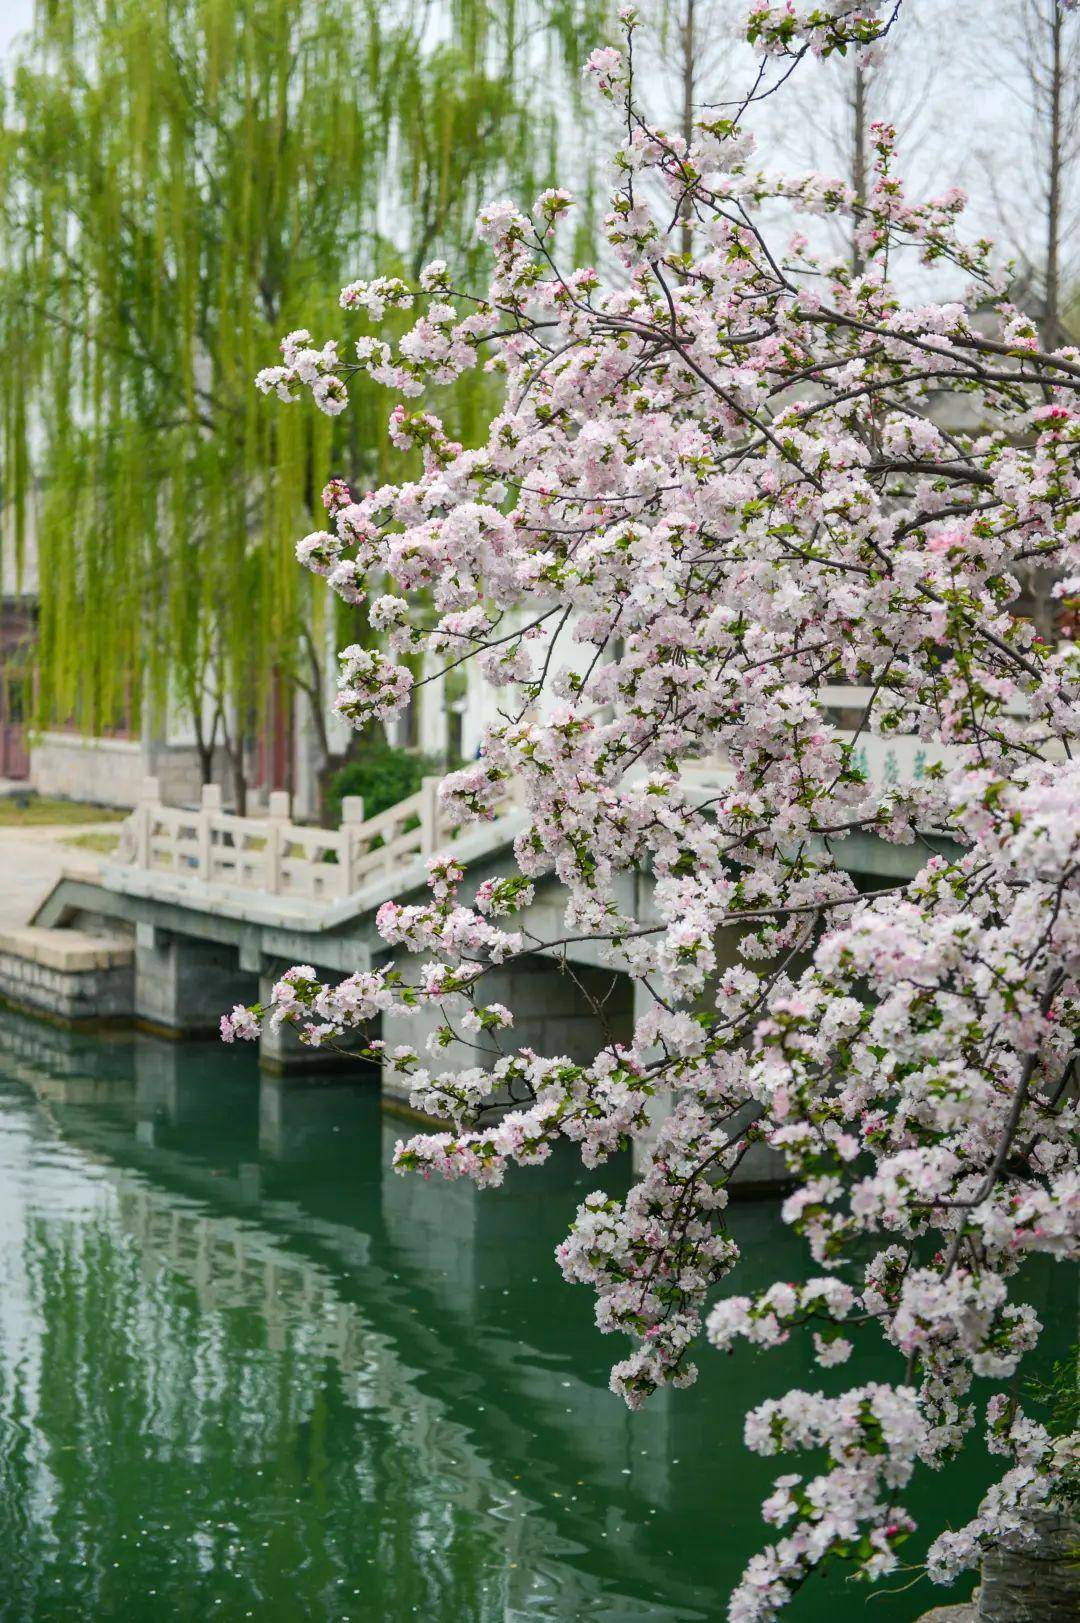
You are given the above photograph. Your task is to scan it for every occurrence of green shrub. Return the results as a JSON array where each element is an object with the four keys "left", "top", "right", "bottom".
[{"left": 327, "top": 745, "right": 441, "bottom": 826}]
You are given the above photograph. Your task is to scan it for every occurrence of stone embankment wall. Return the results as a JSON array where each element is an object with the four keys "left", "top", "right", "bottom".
[{"left": 0, "top": 927, "right": 134, "bottom": 1026}]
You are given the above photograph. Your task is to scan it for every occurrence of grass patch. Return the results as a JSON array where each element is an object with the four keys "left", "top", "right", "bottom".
[
  {"left": 62, "top": 830, "right": 121, "bottom": 855},
  {"left": 0, "top": 794, "right": 128, "bottom": 827}
]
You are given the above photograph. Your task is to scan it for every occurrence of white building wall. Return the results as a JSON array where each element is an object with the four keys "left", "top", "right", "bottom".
[
  {"left": 31, "top": 733, "right": 146, "bottom": 806},
  {"left": 417, "top": 657, "right": 446, "bottom": 759}
]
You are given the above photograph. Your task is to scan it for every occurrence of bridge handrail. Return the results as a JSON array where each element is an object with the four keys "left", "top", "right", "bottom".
[
  {"left": 122, "top": 775, "right": 519, "bottom": 901},
  {"left": 119, "top": 714, "right": 980, "bottom": 904}
]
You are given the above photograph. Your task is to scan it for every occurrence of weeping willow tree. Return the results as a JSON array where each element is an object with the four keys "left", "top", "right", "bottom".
[{"left": 0, "top": 0, "right": 597, "bottom": 808}]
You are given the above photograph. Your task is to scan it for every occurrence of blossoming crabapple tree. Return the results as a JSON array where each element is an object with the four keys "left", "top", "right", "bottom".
[{"left": 237, "top": 5, "right": 1079, "bottom": 1616}]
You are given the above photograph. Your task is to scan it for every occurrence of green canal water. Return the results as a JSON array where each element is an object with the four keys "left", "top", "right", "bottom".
[{"left": 0, "top": 1009, "right": 1069, "bottom": 1623}]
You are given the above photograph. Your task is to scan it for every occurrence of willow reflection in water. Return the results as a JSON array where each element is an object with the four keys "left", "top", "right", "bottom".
[{"left": 0, "top": 1010, "right": 1067, "bottom": 1622}]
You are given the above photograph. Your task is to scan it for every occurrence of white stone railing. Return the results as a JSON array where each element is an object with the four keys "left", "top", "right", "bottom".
[
  {"left": 119, "top": 704, "right": 970, "bottom": 904},
  {"left": 124, "top": 775, "right": 481, "bottom": 903}
]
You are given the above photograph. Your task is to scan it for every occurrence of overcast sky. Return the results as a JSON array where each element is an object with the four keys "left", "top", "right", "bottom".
[
  {"left": 0, "top": 0, "right": 1073, "bottom": 310},
  {"left": 0, "top": 0, "right": 34, "bottom": 59}
]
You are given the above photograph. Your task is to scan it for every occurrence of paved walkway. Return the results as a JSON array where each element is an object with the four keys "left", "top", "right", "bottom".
[{"left": 0, "top": 824, "right": 112, "bottom": 928}]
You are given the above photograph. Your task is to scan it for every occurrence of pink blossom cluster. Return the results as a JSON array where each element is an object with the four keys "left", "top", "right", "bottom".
[
  {"left": 707, "top": 1277, "right": 855, "bottom": 1364},
  {"left": 241, "top": 9, "right": 1080, "bottom": 1615},
  {"left": 925, "top": 1396, "right": 1070, "bottom": 1583},
  {"left": 255, "top": 328, "right": 347, "bottom": 415},
  {"left": 333, "top": 643, "right": 414, "bottom": 730},
  {"left": 734, "top": 1383, "right": 924, "bottom": 1614},
  {"left": 744, "top": 2, "right": 897, "bottom": 61}
]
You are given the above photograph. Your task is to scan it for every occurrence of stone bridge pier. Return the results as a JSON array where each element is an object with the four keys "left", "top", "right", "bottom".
[
  {"left": 27, "top": 779, "right": 940, "bottom": 1200},
  {"left": 134, "top": 924, "right": 258, "bottom": 1040},
  {"left": 130, "top": 925, "right": 370, "bottom": 1077},
  {"left": 629, "top": 913, "right": 799, "bottom": 1190}
]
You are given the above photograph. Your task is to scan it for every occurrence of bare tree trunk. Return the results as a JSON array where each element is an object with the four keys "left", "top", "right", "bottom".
[
  {"left": 1044, "top": 3, "right": 1064, "bottom": 348},
  {"left": 192, "top": 698, "right": 220, "bottom": 787},
  {"left": 218, "top": 704, "right": 247, "bottom": 816},
  {"left": 851, "top": 55, "right": 868, "bottom": 274},
  {"left": 679, "top": 0, "right": 696, "bottom": 260},
  {"left": 298, "top": 625, "right": 332, "bottom": 766},
  {"left": 229, "top": 748, "right": 247, "bottom": 818},
  {"left": 296, "top": 623, "right": 349, "bottom": 823}
]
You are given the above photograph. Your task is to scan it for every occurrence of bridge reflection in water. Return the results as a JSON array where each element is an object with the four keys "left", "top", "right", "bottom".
[{"left": 0, "top": 1011, "right": 1066, "bottom": 1622}]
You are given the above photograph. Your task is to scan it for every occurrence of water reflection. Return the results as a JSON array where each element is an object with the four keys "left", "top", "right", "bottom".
[{"left": 0, "top": 1009, "right": 1065, "bottom": 1622}]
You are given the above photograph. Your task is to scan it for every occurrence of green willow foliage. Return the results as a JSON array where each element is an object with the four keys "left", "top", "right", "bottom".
[{"left": 0, "top": 0, "right": 597, "bottom": 775}]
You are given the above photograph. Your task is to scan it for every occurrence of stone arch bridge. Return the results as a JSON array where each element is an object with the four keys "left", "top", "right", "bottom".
[{"left": 5, "top": 715, "right": 951, "bottom": 1184}]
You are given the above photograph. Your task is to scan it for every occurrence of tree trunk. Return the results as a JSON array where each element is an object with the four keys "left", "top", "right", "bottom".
[
  {"left": 978, "top": 1509, "right": 1080, "bottom": 1621},
  {"left": 217, "top": 704, "right": 247, "bottom": 816},
  {"left": 1044, "top": 6, "right": 1064, "bottom": 349},
  {"left": 679, "top": 0, "right": 696, "bottom": 260},
  {"left": 918, "top": 1510, "right": 1080, "bottom": 1623},
  {"left": 192, "top": 704, "right": 219, "bottom": 787},
  {"left": 316, "top": 752, "right": 348, "bottom": 826},
  {"left": 851, "top": 56, "right": 868, "bottom": 275},
  {"left": 229, "top": 747, "right": 247, "bottom": 818},
  {"left": 184, "top": 673, "right": 219, "bottom": 788}
]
